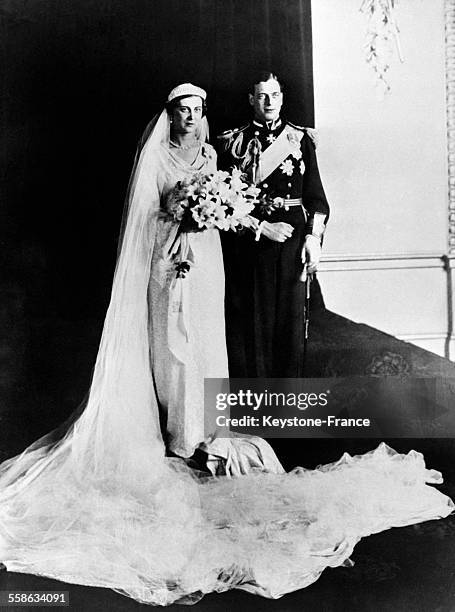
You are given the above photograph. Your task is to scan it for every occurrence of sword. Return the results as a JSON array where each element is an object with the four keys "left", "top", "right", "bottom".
[{"left": 300, "top": 263, "right": 313, "bottom": 375}]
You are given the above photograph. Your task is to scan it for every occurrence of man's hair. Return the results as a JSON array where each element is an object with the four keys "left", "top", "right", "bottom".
[{"left": 249, "top": 71, "right": 283, "bottom": 95}]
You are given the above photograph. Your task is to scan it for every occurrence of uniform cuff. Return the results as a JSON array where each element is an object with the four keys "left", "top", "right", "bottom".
[{"left": 305, "top": 212, "right": 326, "bottom": 241}]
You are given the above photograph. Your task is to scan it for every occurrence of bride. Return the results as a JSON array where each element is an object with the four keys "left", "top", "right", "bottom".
[
  {"left": 0, "top": 83, "right": 453, "bottom": 606},
  {"left": 149, "top": 83, "right": 229, "bottom": 459}
]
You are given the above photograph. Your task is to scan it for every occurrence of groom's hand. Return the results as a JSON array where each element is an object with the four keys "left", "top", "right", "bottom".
[
  {"left": 261, "top": 221, "right": 294, "bottom": 242},
  {"left": 302, "top": 234, "right": 321, "bottom": 273}
]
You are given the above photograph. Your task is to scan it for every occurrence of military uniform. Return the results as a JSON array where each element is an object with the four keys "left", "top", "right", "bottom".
[{"left": 217, "top": 118, "right": 330, "bottom": 377}]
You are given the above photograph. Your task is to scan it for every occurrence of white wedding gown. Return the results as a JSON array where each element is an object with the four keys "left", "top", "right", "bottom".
[
  {"left": 0, "top": 118, "right": 453, "bottom": 606},
  {"left": 149, "top": 142, "right": 228, "bottom": 458}
]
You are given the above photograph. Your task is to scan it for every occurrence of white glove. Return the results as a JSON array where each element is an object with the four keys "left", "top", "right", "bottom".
[{"left": 302, "top": 234, "right": 321, "bottom": 273}]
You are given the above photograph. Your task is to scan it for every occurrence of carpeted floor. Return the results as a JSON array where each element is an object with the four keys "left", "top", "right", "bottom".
[{"left": 1, "top": 294, "right": 455, "bottom": 611}]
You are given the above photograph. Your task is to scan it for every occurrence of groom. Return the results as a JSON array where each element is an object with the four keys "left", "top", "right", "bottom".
[{"left": 217, "top": 71, "right": 330, "bottom": 378}]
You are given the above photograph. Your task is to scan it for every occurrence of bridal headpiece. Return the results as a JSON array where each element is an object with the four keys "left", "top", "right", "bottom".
[{"left": 167, "top": 83, "right": 207, "bottom": 102}]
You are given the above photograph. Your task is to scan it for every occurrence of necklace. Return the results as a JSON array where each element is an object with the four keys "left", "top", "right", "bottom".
[{"left": 170, "top": 139, "right": 200, "bottom": 151}]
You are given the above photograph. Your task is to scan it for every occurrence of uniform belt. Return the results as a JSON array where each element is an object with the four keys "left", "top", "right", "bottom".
[
  {"left": 263, "top": 197, "right": 307, "bottom": 218},
  {"left": 282, "top": 198, "right": 303, "bottom": 207},
  {"left": 280, "top": 198, "right": 307, "bottom": 221}
]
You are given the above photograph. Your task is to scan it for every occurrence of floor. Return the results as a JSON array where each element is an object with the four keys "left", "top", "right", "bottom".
[{"left": 1, "top": 301, "right": 455, "bottom": 611}]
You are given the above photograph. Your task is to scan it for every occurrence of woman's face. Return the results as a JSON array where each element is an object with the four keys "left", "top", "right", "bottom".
[{"left": 171, "top": 96, "right": 204, "bottom": 135}]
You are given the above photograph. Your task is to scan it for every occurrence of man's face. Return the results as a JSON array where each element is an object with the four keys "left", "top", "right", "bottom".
[
  {"left": 249, "top": 79, "right": 283, "bottom": 124},
  {"left": 171, "top": 96, "right": 204, "bottom": 135}
]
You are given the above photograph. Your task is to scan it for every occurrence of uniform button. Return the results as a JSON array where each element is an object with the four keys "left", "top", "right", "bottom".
[
  {"left": 254, "top": 130, "right": 259, "bottom": 136},
  {"left": 263, "top": 183, "right": 268, "bottom": 188},
  {"left": 287, "top": 182, "right": 292, "bottom": 188},
  {"left": 286, "top": 194, "right": 290, "bottom": 199}
]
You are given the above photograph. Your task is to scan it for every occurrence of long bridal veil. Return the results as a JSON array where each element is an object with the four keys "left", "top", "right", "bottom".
[
  {"left": 0, "top": 103, "right": 453, "bottom": 606},
  {"left": 1, "top": 110, "right": 170, "bottom": 487}
]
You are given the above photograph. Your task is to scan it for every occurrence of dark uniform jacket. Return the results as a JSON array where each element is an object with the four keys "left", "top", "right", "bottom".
[
  {"left": 216, "top": 117, "right": 330, "bottom": 378},
  {"left": 217, "top": 118, "right": 329, "bottom": 234}
]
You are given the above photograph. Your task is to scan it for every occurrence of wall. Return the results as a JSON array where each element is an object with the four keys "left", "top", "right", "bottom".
[{"left": 312, "top": 0, "right": 453, "bottom": 359}]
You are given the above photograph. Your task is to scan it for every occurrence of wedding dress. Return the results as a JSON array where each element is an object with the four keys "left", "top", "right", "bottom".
[
  {"left": 0, "top": 88, "right": 453, "bottom": 606},
  {"left": 149, "top": 141, "right": 229, "bottom": 457}
]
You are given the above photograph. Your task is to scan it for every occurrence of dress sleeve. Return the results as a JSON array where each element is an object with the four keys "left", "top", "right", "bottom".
[{"left": 204, "top": 143, "right": 218, "bottom": 173}]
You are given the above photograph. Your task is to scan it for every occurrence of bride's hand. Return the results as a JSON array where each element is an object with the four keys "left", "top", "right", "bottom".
[{"left": 241, "top": 215, "right": 260, "bottom": 230}]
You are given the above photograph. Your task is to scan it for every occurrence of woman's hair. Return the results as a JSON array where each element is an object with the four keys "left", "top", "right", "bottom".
[
  {"left": 165, "top": 95, "right": 207, "bottom": 117},
  {"left": 249, "top": 71, "right": 284, "bottom": 95}
]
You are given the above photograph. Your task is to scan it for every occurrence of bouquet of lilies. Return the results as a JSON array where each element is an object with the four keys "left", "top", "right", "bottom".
[
  {"left": 163, "top": 168, "right": 260, "bottom": 278},
  {"left": 165, "top": 168, "right": 260, "bottom": 233}
]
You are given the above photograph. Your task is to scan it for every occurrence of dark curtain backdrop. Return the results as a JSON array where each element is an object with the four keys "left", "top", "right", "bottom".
[
  {"left": 0, "top": 0, "right": 313, "bottom": 428},
  {"left": 1, "top": 0, "right": 313, "bottom": 317}
]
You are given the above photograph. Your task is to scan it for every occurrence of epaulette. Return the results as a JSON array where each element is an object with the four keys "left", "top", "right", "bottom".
[
  {"left": 304, "top": 127, "right": 319, "bottom": 148},
  {"left": 287, "top": 121, "right": 306, "bottom": 132},
  {"left": 216, "top": 123, "right": 249, "bottom": 140},
  {"left": 287, "top": 122, "right": 319, "bottom": 148}
]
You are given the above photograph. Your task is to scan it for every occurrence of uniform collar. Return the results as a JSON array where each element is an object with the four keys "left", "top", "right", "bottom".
[{"left": 252, "top": 117, "right": 282, "bottom": 131}]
